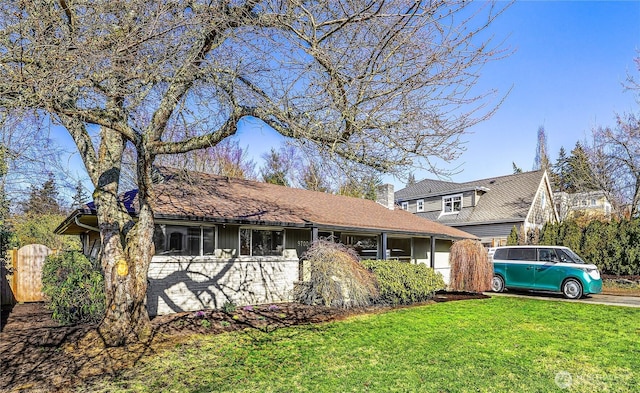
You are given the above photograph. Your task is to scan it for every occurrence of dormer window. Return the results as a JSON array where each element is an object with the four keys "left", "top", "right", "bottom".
[
  {"left": 442, "top": 194, "right": 462, "bottom": 214},
  {"left": 401, "top": 201, "right": 409, "bottom": 211},
  {"left": 417, "top": 199, "right": 424, "bottom": 212}
]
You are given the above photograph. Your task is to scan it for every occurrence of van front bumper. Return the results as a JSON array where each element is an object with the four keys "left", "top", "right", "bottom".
[{"left": 585, "top": 279, "right": 603, "bottom": 295}]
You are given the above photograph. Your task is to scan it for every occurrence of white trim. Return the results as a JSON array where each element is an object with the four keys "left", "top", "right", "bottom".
[
  {"left": 441, "top": 194, "right": 463, "bottom": 215},
  {"left": 417, "top": 199, "right": 424, "bottom": 212},
  {"left": 401, "top": 201, "right": 409, "bottom": 211}
]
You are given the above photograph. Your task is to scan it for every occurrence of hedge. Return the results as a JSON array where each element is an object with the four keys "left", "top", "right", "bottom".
[
  {"left": 540, "top": 218, "right": 640, "bottom": 276},
  {"left": 361, "top": 260, "right": 445, "bottom": 305}
]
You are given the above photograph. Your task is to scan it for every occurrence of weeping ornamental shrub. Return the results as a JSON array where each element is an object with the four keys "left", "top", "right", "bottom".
[
  {"left": 42, "top": 251, "right": 105, "bottom": 324},
  {"left": 361, "top": 260, "right": 445, "bottom": 305},
  {"left": 294, "top": 240, "right": 379, "bottom": 308},
  {"left": 449, "top": 239, "right": 492, "bottom": 293}
]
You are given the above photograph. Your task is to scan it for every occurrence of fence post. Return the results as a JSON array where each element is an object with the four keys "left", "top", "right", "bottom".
[{"left": 10, "top": 248, "right": 17, "bottom": 298}]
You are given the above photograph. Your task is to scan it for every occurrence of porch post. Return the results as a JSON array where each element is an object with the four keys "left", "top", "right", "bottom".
[
  {"left": 430, "top": 237, "right": 436, "bottom": 268},
  {"left": 379, "top": 232, "right": 388, "bottom": 260},
  {"left": 311, "top": 227, "right": 319, "bottom": 242}
]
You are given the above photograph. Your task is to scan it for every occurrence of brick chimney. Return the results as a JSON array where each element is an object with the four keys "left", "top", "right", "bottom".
[{"left": 376, "top": 184, "right": 395, "bottom": 210}]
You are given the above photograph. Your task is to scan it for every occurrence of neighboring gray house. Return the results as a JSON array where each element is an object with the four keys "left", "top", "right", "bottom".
[{"left": 395, "top": 170, "right": 558, "bottom": 247}]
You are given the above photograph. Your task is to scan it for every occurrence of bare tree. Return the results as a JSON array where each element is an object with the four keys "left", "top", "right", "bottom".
[
  {"left": 587, "top": 56, "right": 640, "bottom": 218},
  {"left": 533, "top": 126, "right": 550, "bottom": 172},
  {"left": 158, "top": 138, "right": 256, "bottom": 179},
  {"left": 0, "top": 1, "right": 510, "bottom": 344},
  {"left": 590, "top": 117, "right": 640, "bottom": 217},
  {"left": 0, "top": 110, "right": 74, "bottom": 207}
]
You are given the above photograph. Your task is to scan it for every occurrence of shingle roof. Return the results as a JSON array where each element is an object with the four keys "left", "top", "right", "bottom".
[
  {"left": 396, "top": 170, "right": 546, "bottom": 224},
  {"left": 66, "top": 167, "right": 476, "bottom": 240}
]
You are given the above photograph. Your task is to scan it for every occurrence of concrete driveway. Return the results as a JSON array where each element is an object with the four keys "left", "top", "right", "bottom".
[{"left": 487, "top": 291, "right": 640, "bottom": 308}]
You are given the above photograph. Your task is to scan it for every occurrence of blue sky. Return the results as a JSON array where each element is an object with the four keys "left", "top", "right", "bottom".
[
  {"left": 234, "top": 1, "right": 640, "bottom": 189},
  {"left": 52, "top": 1, "right": 640, "bottom": 195}
]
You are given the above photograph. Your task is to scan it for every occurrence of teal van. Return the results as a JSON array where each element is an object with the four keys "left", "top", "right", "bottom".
[{"left": 491, "top": 246, "right": 602, "bottom": 299}]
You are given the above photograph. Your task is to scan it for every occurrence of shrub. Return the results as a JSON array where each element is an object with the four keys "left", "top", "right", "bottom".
[
  {"left": 449, "top": 239, "right": 492, "bottom": 293},
  {"left": 361, "top": 260, "right": 445, "bottom": 305},
  {"left": 41, "top": 251, "right": 105, "bottom": 325},
  {"left": 294, "top": 240, "right": 378, "bottom": 308}
]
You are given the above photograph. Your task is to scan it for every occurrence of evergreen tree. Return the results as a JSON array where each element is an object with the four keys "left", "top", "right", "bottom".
[
  {"left": 407, "top": 173, "right": 417, "bottom": 186},
  {"left": 71, "top": 180, "right": 90, "bottom": 210},
  {"left": 550, "top": 146, "right": 570, "bottom": 192},
  {"left": 338, "top": 174, "right": 382, "bottom": 200},
  {"left": 22, "top": 172, "right": 62, "bottom": 215},
  {"left": 261, "top": 148, "right": 290, "bottom": 186},
  {"left": 507, "top": 226, "right": 519, "bottom": 245},
  {"left": 566, "top": 142, "right": 598, "bottom": 193},
  {"left": 512, "top": 162, "right": 522, "bottom": 174}
]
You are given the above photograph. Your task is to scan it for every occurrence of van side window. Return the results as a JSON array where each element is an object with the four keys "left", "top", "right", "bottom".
[
  {"left": 508, "top": 248, "right": 536, "bottom": 261},
  {"left": 493, "top": 248, "right": 508, "bottom": 260},
  {"left": 556, "top": 249, "right": 574, "bottom": 263},
  {"left": 538, "top": 248, "right": 559, "bottom": 262}
]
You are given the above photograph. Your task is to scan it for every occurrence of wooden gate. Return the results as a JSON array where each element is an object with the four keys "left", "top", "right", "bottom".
[{"left": 13, "top": 244, "right": 52, "bottom": 302}]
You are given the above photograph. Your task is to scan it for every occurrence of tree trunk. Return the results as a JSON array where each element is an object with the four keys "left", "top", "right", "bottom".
[
  {"left": 92, "top": 129, "right": 156, "bottom": 346},
  {"left": 96, "top": 195, "right": 154, "bottom": 346}
]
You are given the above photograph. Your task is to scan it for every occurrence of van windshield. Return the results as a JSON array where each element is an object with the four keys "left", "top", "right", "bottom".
[{"left": 560, "top": 248, "right": 586, "bottom": 264}]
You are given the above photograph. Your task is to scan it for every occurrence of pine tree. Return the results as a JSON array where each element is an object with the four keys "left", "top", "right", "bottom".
[
  {"left": 566, "top": 142, "right": 597, "bottom": 193},
  {"left": 261, "top": 148, "right": 290, "bottom": 186},
  {"left": 507, "top": 226, "right": 519, "bottom": 245},
  {"left": 22, "top": 173, "right": 62, "bottom": 215},
  {"left": 407, "top": 173, "right": 416, "bottom": 186},
  {"left": 550, "top": 146, "right": 570, "bottom": 192},
  {"left": 71, "top": 180, "right": 90, "bottom": 210},
  {"left": 512, "top": 162, "right": 522, "bottom": 174}
]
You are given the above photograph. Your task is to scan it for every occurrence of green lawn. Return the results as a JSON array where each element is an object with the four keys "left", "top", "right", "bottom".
[{"left": 86, "top": 297, "right": 640, "bottom": 392}]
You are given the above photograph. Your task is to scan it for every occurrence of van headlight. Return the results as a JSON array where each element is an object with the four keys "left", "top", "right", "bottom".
[{"left": 582, "top": 267, "right": 600, "bottom": 280}]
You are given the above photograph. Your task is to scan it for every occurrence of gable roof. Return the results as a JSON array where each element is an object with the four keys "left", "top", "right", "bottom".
[
  {"left": 57, "top": 167, "right": 476, "bottom": 240},
  {"left": 396, "top": 170, "right": 549, "bottom": 225}
]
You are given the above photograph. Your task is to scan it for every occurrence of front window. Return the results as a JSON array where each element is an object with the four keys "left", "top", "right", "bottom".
[
  {"left": 442, "top": 194, "right": 462, "bottom": 214},
  {"left": 240, "top": 228, "right": 284, "bottom": 256},
  {"left": 154, "top": 224, "right": 215, "bottom": 256},
  {"left": 417, "top": 199, "right": 424, "bottom": 212},
  {"left": 340, "top": 234, "right": 378, "bottom": 259},
  {"left": 388, "top": 238, "right": 412, "bottom": 261}
]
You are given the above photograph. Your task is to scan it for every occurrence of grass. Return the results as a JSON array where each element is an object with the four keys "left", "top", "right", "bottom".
[{"left": 85, "top": 297, "right": 640, "bottom": 393}]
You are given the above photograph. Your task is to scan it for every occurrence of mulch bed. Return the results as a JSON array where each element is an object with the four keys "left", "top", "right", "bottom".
[{"left": 0, "top": 292, "right": 487, "bottom": 392}]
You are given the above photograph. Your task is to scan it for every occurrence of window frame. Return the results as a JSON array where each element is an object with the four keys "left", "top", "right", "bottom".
[
  {"left": 401, "top": 201, "right": 409, "bottom": 211},
  {"left": 239, "top": 227, "right": 285, "bottom": 257},
  {"left": 442, "top": 194, "right": 463, "bottom": 214},
  {"left": 154, "top": 223, "right": 217, "bottom": 256},
  {"left": 416, "top": 199, "right": 424, "bottom": 212}
]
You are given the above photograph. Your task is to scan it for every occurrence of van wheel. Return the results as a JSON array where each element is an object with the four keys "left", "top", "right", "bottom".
[
  {"left": 491, "top": 275, "right": 505, "bottom": 293},
  {"left": 562, "top": 278, "right": 583, "bottom": 299}
]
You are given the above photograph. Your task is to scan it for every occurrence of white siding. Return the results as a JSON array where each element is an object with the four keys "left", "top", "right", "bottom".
[
  {"left": 426, "top": 239, "right": 452, "bottom": 284},
  {"left": 147, "top": 255, "right": 299, "bottom": 316}
]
